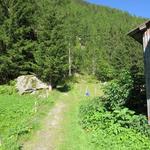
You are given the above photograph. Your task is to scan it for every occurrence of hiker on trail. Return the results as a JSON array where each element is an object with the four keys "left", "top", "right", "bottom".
[{"left": 85, "top": 90, "right": 90, "bottom": 96}]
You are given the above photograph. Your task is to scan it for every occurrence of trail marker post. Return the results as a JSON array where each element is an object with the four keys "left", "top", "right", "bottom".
[{"left": 128, "top": 20, "right": 150, "bottom": 124}]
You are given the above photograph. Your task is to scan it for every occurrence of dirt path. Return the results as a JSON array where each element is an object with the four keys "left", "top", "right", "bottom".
[
  {"left": 23, "top": 100, "right": 66, "bottom": 150},
  {"left": 23, "top": 82, "right": 101, "bottom": 150}
]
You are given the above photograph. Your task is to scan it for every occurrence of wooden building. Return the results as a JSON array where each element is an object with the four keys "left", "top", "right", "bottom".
[{"left": 128, "top": 20, "right": 150, "bottom": 124}]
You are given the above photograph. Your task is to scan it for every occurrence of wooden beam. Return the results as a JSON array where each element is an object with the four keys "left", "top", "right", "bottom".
[
  {"left": 128, "top": 20, "right": 150, "bottom": 44},
  {"left": 143, "top": 29, "right": 150, "bottom": 124},
  {"left": 139, "top": 24, "right": 146, "bottom": 31}
]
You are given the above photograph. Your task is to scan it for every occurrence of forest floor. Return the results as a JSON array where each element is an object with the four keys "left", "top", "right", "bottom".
[{"left": 23, "top": 77, "right": 102, "bottom": 150}]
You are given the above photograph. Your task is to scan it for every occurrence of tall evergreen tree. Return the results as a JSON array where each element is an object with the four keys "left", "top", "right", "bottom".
[
  {"left": 0, "top": 0, "right": 37, "bottom": 83},
  {"left": 34, "top": 0, "right": 69, "bottom": 87}
]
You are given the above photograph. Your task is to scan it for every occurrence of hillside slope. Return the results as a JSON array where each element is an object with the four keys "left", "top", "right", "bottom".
[
  {"left": 0, "top": 0, "right": 147, "bottom": 84},
  {"left": 67, "top": 0, "right": 146, "bottom": 80}
]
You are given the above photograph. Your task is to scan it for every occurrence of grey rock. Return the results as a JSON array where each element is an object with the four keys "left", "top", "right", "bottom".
[{"left": 16, "top": 75, "right": 52, "bottom": 95}]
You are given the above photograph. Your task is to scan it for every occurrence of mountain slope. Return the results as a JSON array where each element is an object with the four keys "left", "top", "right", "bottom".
[
  {"left": 0, "top": 0, "right": 147, "bottom": 83},
  {"left": 67, "top": 0, "right": 146, "bottom": 80}
]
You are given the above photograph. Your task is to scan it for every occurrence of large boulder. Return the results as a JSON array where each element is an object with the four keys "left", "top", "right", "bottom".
[{"left": 16, "top": 75, "right": 52, "bottom": 95}]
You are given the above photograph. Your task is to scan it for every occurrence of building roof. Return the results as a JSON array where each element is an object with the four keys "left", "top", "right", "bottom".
[{"left": 128, "top": 20, "right": 150, "bottom": 44}]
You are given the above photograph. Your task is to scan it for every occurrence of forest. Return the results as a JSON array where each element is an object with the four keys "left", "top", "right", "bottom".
[
  {"left": 0, "top": 0, "right": 150, "bottom": 149},
  {"left": 0, "top": 0, "right": 145, "bottom": 85}
]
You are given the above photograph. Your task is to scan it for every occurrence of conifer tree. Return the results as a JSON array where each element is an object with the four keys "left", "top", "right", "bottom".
[
  {"left": 34, "top": 0, "right": 69, "bottom": 87},
  {"left": 0, "top": 0, "right": 37, "bottom": 83}
]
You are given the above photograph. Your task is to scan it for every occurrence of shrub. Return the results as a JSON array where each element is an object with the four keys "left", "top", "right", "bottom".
[
  {"left": 90, "top": 126, "right": 150, "bottom": 150},
  {"left": 79, "top": 98, "right": 105, "bottom": 130},
  {"left": 0, "top": 85, "right": 17, "bottom": 95},
  {"left": 103, "top": 70, "right": 133, "bottom": 110},
  {"left": 96, "top": 61, "right": 115, "bottom": 82},
  {"left": 0, "top": 80, "right": 17, "bottom": 95},
  {"left": 79, "top": 97, "right": 150, "bottom": 149},
  {"left": 80, "top": 97, "right": 150, "bottom": 137},
  {"left": 79, "top": 70, "right": 150, "bottom": 149}
]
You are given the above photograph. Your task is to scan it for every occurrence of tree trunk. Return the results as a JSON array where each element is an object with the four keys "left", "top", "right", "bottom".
[{"left": 69, "top": 42, "right": 72, "bottom": 76}]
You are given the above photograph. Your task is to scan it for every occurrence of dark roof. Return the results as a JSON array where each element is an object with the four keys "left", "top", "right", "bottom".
[{"left": 128, "top": 20, "right": 150, "bottom": 44}]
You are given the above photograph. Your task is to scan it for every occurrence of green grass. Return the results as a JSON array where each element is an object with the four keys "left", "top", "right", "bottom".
[
  {"left": 0, "top": 77, "right": 98, "bottom": 150},
  {"left": 56, "top": 94, "right": 91, "bottom": 150},
  {"left": 0, "top": 90, "right": 59, "bottom": 150},
  {"left": 55, "top": 75, "right": 150, "bottom": 150},
  {"left": 0, "top": 94, "right": 37, "bottom": 149},
  {"left": 56, "top": 77, "right": 102, "bottom": 150},
  {"left": 2, "top": 75, "right": 146, "bottom": 150}
]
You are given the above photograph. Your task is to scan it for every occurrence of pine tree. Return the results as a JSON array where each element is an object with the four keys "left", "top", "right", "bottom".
[
  {"left": 34, "top": 0, "right": 69, "bottom": 87},
  {"left": 0, "top": 0, "right": 37, "bottom": 83}
]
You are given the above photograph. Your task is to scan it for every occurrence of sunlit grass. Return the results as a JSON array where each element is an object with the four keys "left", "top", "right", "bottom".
[
  {"left": 56, "top": 77, "right": 102, "bottom": 150},
  {"left": 0, "top": 75, "right": 102, "bottom": 150},
  {"left": 0, "top": 91, "right": 58, "bottom": 150}
]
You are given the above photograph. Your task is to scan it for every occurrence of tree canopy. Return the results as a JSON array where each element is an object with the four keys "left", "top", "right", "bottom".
[{"left": 0, "top": 0, "right": 146, "bottom": 86}]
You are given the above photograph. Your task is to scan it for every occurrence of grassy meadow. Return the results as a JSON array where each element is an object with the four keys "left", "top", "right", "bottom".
[
  {"left": 0, "top": 85, "right": 58, "bottom": 150},
  {"left": 0, "top": 75, "right": 150, "bottom": 150}
]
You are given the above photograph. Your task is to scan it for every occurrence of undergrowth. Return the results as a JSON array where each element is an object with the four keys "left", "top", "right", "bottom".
[
  {"left": 79, "top": 71, "right": 150, "bottom": 150},
  {"left": 79, "top": 97, "right": 150, "bottom": 150}
]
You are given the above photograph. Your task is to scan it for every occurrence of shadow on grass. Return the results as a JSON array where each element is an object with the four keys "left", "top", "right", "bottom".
[{"left": 56, "top": 84, "right": 71, "bottom": 93}]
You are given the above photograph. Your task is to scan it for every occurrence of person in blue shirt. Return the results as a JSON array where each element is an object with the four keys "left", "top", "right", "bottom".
[{"left": 85, "top": 90, "right": 90, "bottom": 96}]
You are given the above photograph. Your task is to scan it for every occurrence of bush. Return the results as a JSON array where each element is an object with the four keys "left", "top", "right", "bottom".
[
  {"left": 0, "top": 80, "right": 17, "bottom": 95},
  {"left": 80, "top": 97, "right": 150, "bottom": 137},
  {"left": 90, "top": 126, "right": 150, "bottom": 150},
  {"left": 103, "top": 70, "right": 133, "bottom": 110},
  {"left": 79, "top": 98, "right": 105, "bottom": 130},
  {"left": 79, "top": 70, "right": 150, "bottom": 149},
  {"left": 79, "top": 97, "right": 150, "bottom": 149},
  {"left": 96, "top": 61, "right": 115, "bottom": 82},
  {"left": 0, "top": 85, "right": 17, "bottom": 95}
]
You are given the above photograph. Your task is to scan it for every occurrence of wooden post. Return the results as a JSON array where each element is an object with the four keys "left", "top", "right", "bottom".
[{"left": 143, "top": 29, "right": 150, "bottom": 124}]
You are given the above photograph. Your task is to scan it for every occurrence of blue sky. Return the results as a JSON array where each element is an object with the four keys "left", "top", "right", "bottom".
[{"left": 86, "top": 0, "right": 150, "bottom": 18}]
